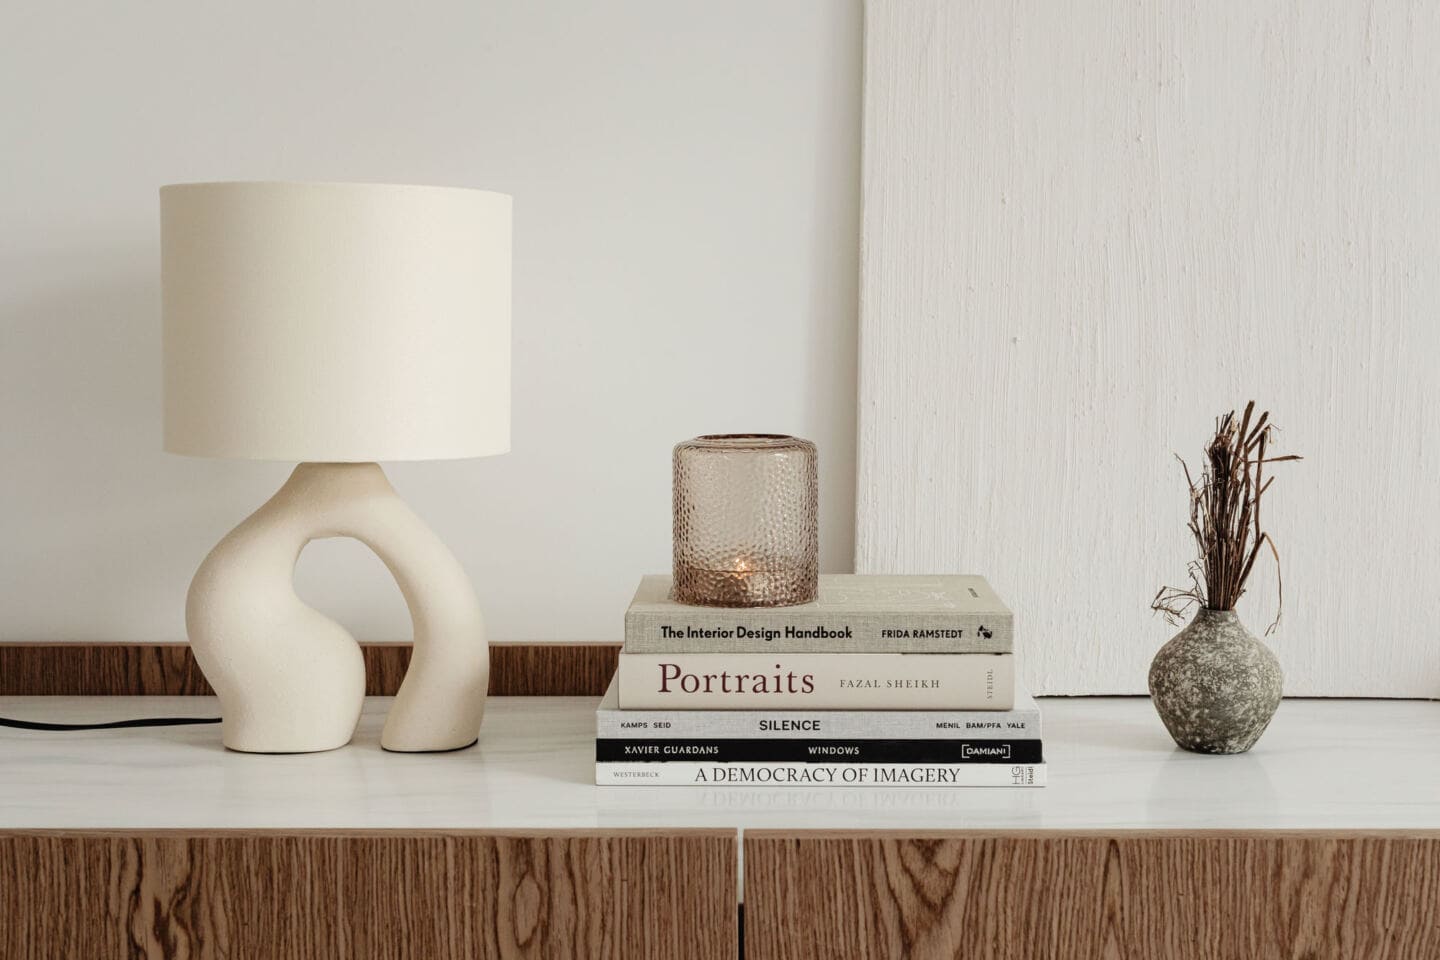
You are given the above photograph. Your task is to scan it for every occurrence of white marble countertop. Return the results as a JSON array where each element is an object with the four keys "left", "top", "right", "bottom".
[{"left": 2, "top": 696, "right": 1437, "bottom": 832}]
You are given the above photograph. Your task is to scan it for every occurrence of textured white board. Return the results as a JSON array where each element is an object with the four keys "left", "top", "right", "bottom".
[{"left": 857, "top": 0, "right": 1440, "bottom": 696}]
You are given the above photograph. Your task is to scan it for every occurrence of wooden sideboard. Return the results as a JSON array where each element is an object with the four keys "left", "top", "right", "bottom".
[
  {"left": 3, "top": 829, "right": 734, "bottom": 959},
  {"left": 744, "top": 831, "right": 1440, "bottom": 958},
  {"left": 2, "top": 643, "right": 1437, "bottom": 959}
]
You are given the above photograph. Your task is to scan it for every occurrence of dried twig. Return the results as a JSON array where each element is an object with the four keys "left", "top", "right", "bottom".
[{"left": 1152, "top": 402, "right": 1301, "bottom": 629}]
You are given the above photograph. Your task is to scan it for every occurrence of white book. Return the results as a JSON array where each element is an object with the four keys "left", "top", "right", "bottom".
[
  {"left": 624, "top": 574, "right": 1014, "bottom": 654},
  {"left": 616, "top": 652, "right": 1014, "bottom": 710},
  {"left": 596, "top": 679, "right": 1041, "bottom": 739},
  {"left": 596, "top": 761, "right": 1046, "bottom": 787}
]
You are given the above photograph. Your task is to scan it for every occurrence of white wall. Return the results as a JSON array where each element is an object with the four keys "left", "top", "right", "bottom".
[
  {"left": 858, "top": 0, "right": 1440, "bottom": 696},
  {"left": 0, "top": 1, "right": 861, "bottom": 643}
]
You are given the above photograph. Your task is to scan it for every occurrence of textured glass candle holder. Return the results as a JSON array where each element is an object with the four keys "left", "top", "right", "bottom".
[{"left": 673, "top": 434, "right": 818, "bottom": 607}]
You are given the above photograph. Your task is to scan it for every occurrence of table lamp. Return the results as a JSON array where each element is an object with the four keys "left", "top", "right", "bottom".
[{"left": 161, "top": 181, "right": 511, "bottom": 754}]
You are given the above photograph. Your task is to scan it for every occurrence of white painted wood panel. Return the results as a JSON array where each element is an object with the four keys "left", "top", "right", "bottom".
[{"left": 857, "top": 0, "right": 1440, "bottom": 695}]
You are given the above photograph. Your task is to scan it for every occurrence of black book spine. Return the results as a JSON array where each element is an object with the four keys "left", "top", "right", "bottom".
[{"left": 595, "top": 738, "right": 1043, "bottom": 764}]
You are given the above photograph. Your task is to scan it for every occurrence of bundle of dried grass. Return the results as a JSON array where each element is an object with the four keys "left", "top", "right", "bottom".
[{"left": 1152, "top": 402, "right": 1301, "bottom": 633}]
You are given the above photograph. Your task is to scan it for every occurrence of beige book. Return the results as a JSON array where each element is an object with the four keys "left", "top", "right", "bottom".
[
  {"left": 616, "top": 652, "right": 1014, "bottom": 710},
  {"left": 624, "top": 574, "right": 1014, "bottom": 654}
]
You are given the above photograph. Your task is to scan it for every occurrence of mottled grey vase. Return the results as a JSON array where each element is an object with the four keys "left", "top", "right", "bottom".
[{"left": 1148, "top": 609, "right": 1283, "bottom": 754}]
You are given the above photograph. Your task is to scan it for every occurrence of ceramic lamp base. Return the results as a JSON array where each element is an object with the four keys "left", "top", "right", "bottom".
[{"left": 186, "top": 462, "right": 488, "bottom": 753}]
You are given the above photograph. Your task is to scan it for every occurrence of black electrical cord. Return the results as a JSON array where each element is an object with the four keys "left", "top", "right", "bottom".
[{"left": 0, "top": 715, "right": 221, "bottom": 731}]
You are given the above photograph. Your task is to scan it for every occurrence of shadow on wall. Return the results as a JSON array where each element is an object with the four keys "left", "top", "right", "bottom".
[
  {"left": 802, "top": 0, "right": 862, "bottom": 572},
  {"left": 0, "top": 269, "right": 266, "bottom": 641}
]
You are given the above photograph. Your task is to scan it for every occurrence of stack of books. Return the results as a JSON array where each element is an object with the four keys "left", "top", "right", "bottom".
[{"left": 596, "top": 574, "right": 1045, "bottom": 787}]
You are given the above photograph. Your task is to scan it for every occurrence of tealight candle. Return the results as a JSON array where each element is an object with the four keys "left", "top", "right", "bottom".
[{"left": 672, "top": 434, "right": 818, "bottom": 607}]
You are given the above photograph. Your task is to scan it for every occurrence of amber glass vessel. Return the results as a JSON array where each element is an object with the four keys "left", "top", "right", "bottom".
[{"left": 672, "top": 434, "right": 818, "bottom": 607}]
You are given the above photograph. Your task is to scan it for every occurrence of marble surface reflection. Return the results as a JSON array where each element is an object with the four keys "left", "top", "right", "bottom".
[{"left": 2, "top": 695, "right": 1436, "bottom": 831}]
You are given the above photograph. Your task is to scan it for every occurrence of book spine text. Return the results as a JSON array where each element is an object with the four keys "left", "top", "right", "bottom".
[
  {"left": 616, "top": 653, "right": 1014, "bottom": 710},
  {"left": 596, "top": 708, "right": 1040, "bottom": 740},
  {"left": 596, "top": 738, "right": 1043, "bottom": 763},
  {"left": 596, "top": 761, "right": 1045, "bottom": 787},
  {"left": 625, "top": 613, "right": 1013, "bottom": 654}
]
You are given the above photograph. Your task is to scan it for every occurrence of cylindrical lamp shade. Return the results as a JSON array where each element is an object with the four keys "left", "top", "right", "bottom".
[
  {"left": 673, "top": 435, "right": 818, "bottom": 607},
  {"left": 162, "top": 182, "right": 511, "bottom": 461}
]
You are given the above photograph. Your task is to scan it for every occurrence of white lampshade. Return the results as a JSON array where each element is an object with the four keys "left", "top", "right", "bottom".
[{"left": 161, "top": 181, "right": 511, "bottom": 461}]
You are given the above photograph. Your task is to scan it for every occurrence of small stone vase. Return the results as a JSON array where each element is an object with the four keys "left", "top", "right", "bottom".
[{"left": 1148, "top": 609, "right": 1282, "bottom": 754}]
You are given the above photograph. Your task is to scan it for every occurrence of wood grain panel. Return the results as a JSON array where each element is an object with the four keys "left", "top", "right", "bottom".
[
  {"left": 0, "top": 829, "right": 735, "bottom": 960},
  {"left": 488, "top": 643, "right": 619, "bottom": 697},
  {"left": 0, "top": 642, "right": 619, "bottom": 697},
  {"left": 745, "top": 830, "right": 1440, "bottom": 960}
]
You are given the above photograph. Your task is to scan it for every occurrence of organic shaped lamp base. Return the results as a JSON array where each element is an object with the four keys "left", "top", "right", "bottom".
[{"left": 186, "top": 462, "right": 488, "bottom": 753}]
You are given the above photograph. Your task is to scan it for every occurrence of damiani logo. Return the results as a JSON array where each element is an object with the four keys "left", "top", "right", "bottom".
[{"left": 961, "top": 743, "right": 1011, "bottom": 759}]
